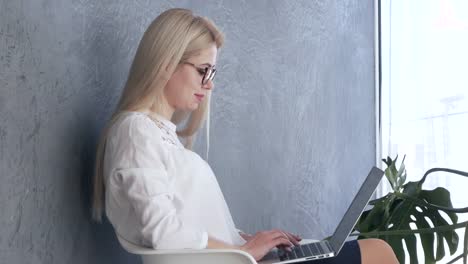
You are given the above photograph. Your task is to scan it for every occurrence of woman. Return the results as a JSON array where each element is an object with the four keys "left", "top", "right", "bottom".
[{"left": 92, "top": 8, "right": 398, "bottom": 264}]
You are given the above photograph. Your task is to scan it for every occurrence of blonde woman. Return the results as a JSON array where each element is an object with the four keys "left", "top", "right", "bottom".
[{"left": 92, "top": 8, "right": 398, "bottom": 264}]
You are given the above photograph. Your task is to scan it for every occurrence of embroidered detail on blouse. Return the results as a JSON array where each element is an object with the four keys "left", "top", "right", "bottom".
[{"left": 148, "top": 116, "right": 181, "bottom": 147}]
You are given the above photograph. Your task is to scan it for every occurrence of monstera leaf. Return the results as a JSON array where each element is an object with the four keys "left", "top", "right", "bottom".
[{"left": 353, "top": 156, "right": 468, "bottom": 264}]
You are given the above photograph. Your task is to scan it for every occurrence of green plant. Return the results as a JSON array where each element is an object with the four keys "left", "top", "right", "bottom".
[{"left": 352, "top": 156, "right": 468, "bottom": 264}]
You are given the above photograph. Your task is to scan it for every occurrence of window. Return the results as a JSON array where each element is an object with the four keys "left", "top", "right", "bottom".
[{"left": 380, "top": 0, "right": 468, "bottom": 262}]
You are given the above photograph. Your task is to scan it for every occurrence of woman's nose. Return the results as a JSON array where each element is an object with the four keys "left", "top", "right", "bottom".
[{"left": 202, "top": 80, "right": 214, "bottom": 90}]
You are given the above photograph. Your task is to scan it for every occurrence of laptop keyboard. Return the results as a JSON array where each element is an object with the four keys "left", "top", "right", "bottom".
[{"left": 278, "top": 242, "right": 328, "bottom": 261}]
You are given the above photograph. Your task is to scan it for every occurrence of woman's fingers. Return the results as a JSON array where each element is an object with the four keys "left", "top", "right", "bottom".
[
  {"left": 240, "top": 231, "right": 294, "bottom": 261},
  {"left": 270, "top": 229, "right": 301, "bottom": 245},
  {"left": 286, "top": 232, "right": 302, "bottom": 245},
  {"left": 292, "top": 233, "right": 302, "bottom": 241},
  {"left": 270, "top": 237, "right": 294, "bottom": 250},
  {"left": 265, "top": 230, "right": 289, "bottom": 241},
  {"left": 239, "top": 229, "right": 303, "bottom": 261},
  {"left": 281, "top": 231, "right": 298, "bottom": 245},
  {"left": 264, "top": 231, "right": 293, "bottom": 248}
]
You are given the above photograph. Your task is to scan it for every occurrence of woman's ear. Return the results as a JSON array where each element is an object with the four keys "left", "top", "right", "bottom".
[
  {"left": 164, "top": 63, "right": 171, "bottom": 73},
  {"left": 161, "top": 71, "right": 171, "bottom": 82},
  {"left": 161, "top": 66, "right": 173, "bottom": 82}
]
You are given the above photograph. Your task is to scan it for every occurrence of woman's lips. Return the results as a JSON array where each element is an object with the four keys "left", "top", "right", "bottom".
[{"left": 194, "top": 94, "right": 204, "bottom": 101}]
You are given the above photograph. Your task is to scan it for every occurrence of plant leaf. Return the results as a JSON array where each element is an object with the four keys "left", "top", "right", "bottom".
[
  {"left": 386, "top": 236, "right": 405, "bottom": 264},
  {"left": 355, "top": 157, "right": 468, "bottom": 263},
  {"left": 355, "top": 178, "right": 462, "bottom": 263},
  {"left": 421, "top": 188, "right": 458, "bottom": 224},
  {"left": 356, "top": 202, "right": 386, "bottom": 233},
  {"left": 414, "top": 211, "right": 436, "bottom": 263},
  {"left": 396, "top": 156, "right": 407, "bottom": 190},
  {"left": 405, "top": 233, "right": 419, "bottom": 264}
]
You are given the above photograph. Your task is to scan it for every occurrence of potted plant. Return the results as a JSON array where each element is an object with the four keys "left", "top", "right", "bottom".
[{"left": 352, "top": 156, "right": 468, "bottom": 264}]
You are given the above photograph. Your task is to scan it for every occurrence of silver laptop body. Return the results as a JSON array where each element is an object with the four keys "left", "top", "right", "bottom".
[{"left": 264, "top": 167, "right": 384, "bottom": 264}]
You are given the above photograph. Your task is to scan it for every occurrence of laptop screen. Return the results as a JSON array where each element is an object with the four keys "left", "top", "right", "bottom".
[{"left": 327, "top": 167, "right": 384, "bottom": 253}]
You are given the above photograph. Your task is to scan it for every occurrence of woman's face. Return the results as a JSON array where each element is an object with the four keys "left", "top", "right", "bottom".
[{"left": 163, "top": 44, "right": 218, "bottom": 113}]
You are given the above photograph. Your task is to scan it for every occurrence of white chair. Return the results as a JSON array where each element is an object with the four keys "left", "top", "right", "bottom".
[{"left": 116, "top": 232, "right": 257, "bottom": 264}]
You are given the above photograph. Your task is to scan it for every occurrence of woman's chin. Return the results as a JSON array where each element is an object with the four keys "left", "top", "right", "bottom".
[{"left": 188, "top": 102, "right": 200, "bottom": 111}]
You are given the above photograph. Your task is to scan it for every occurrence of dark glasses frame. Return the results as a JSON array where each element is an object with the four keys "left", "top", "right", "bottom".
[{"left": 183, "top": 62, "right": 217, "bottom": 85}]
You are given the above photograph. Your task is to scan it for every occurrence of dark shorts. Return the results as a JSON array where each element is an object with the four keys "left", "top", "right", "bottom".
[{"left": 303, "top": 240, "right": 361, "bottom": 264}]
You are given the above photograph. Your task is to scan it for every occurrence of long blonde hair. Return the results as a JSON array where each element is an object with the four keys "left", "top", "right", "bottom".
[{"left": 92, "top": 8, "right": 224, "bottom": 221}]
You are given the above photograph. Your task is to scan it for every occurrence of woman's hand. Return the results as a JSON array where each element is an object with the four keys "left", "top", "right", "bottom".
[
  {"left": 239, "top": 229, "right": 299, "bottom": 261},
  {"left": 275, "top": 230, "right": 302, "bottom": 252}
]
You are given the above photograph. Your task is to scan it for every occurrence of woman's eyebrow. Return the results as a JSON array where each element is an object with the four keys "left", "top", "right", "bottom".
[{"left": 199, "top": 63, "right": 213, "bottom": 67}]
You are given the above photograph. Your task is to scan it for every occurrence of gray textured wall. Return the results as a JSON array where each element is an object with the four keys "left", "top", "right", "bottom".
[{"left": 0, "top": 0, "right": 375, "bottom": 263}]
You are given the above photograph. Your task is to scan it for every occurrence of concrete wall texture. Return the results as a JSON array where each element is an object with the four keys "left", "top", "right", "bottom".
[{"left": 0, "top": 1, "right": 375, "bottom": 263}]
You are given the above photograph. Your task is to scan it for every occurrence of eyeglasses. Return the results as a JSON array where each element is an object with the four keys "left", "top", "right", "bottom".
[{"left": 183, "top": 62, "right": 217, "bottom": 85}]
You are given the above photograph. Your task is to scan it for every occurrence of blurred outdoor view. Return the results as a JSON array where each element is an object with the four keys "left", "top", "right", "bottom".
[{"left": 380, "top": 0, "right": 468, "bottom": 262}]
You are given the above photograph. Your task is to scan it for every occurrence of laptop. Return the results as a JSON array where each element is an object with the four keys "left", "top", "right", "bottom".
[{"left": 259, "top": 166, "right": 384, "bottom": 264}]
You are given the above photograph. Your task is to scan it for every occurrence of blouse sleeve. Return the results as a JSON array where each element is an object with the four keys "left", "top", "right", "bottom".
[{"left": 107, "top": 115, "right": 208, "bottom": 249}]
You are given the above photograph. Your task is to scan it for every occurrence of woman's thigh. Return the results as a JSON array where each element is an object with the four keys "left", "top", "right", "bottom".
[{"left": 302, "top": 240, "right": 361, "bottom": 264}]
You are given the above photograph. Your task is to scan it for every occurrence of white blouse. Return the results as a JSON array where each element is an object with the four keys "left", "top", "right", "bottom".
[{"left": 103, "top": 111, "right": 246, "bottom": 249}]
